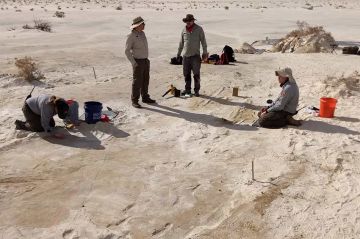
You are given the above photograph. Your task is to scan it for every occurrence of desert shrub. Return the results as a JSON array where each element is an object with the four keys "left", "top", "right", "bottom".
[
  {"left": 53, "top": 11, "right": 65, "bottom": 18},
  {"left": 224, "top": 6, "right": 229, "bottom": 10},
  {"left": 15, "top": 57, "right": 44, "bottom": 81},
  {"left": 23, "top": 24, "right": 33, "bottom": 29},
  {"left": 115, "top": 5, "right": 122, "bottom": 10},
  {"left": 34, "top": 19, "right": 51, "bottom": 32},
  {"left": 286, "top": 21, "right": 328, "bottom": 38}
]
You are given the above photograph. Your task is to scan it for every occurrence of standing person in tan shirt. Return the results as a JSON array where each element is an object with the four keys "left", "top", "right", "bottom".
[{"left": 125, "top": 16, "right": 156, "bottom": 108}]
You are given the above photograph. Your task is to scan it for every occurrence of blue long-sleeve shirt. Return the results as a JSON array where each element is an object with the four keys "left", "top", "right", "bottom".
[
  {"left": 26, "top": 94, "right": 56, "bottom": 132},
  {"left": 267, "top": 81, "right": 299, "bottom": 114}
]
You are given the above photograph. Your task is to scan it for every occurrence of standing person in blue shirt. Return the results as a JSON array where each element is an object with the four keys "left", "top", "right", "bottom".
[
  {"left": 177, "top": 14, "right": 208, "bottom": 97},
  {"left": 257, "top": 68, "right": 302, "bottom": 128}
]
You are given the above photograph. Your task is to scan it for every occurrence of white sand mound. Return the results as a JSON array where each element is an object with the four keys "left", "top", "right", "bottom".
[
  {"left": 272, "top": 21, "right": 336, "bottom": 53},
  {"left": 322, "top": 71, "right": 360, "bottom": 98},
  {"left": 235, "top": 42, "right": 257, "bottom": 54},
  {"left": 235, "top": 42, "right": 267, "bottom": 54}
]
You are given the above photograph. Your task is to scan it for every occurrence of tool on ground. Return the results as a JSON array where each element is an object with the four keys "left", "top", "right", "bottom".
[
  {"left": 295, "top": 105, "right": 307, "bottom": 114},
  {"left": 162, "top": 84, "right": 181, "bottom": 97},
  {"left": 26, "top": 86, "right": 36, "bottom": 100},
  {"left": 105, "top": 106, "right": 120, "bottom": 119}
]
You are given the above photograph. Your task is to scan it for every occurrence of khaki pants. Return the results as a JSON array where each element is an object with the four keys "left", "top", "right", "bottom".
[{"left": 132, "top": 58, "right": 150, "bottom": 103}]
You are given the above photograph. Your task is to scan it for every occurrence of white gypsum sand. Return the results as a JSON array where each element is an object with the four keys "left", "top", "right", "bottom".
[{"left": 0, "top": 1, "right": 360, "bottom": 238}]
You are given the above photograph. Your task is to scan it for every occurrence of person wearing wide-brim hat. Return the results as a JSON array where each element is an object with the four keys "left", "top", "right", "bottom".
[
  {"left": 256, "top": 67, "right": 302, "bottom": 128},
  {"left": 177, "top": 14, "right": 208, "bottom": 97},
  {"left": 125, "top": 16, "right": 156, "bottom": 108}
]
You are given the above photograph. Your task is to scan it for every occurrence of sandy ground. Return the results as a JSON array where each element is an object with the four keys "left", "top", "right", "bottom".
[{"left": 1, "top": 1, "right": 360, "bottom": 239}]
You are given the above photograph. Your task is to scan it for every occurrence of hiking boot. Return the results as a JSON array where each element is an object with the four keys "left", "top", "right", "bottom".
[
  {"left": 15, "top": 120, "right": 29, "bottom": 130},
  {"left": 142, "top": 98, "right": 156, "bottom": 104},
  {"left": 287, "top": 116, "right": 302, "bottom": 126},
  {"left": 194, "top": 92, "right": 200, "bottom": 97},
  {"left": 132, "top": 102, "right": 142, "bottom": 108}
]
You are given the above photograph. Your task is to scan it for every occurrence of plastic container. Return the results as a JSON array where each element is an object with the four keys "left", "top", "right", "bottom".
[
  {"left": 319, "top": 97, "right": 337, "bottom": 118},
  {"left": 84, "top": 101, "right": 103, "bottom": 124}
]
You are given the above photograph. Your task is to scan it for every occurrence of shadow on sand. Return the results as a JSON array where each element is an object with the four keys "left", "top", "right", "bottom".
[
  {"left": 199, "top": 95, "right": 261, "bottom": 111},
  {"left": 334, "top": 116, "right": 360, "bottom": 123},
  {"left": 43, "top": 122, "right": 130, "bottom": 150},
  {"left": 143, "top": 104, "right": 258, "bottom": 131},
  {"left": 301, "top": 120, "right": 359, "bottom": 135}
]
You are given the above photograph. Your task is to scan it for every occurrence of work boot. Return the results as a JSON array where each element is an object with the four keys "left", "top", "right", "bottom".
[
  {"left": 142, "top": 97, "right": 156, "bottom": 104},
  {"left": 287, "top": 116, "right": 302, "bottom": 126},
  {"left": 14, "top": 120, "right": 30, "bottom": 131},
  {"left": 132, "top": 102, "right": 142, "bottom": 108}
]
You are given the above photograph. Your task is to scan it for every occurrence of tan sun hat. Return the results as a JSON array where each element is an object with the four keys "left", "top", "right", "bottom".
[
  {"left": 130, "top": 16, "right": 145, "bottom": 29},
  {"left": 275, "top": 67, "right": 296, "bottom": 83}
]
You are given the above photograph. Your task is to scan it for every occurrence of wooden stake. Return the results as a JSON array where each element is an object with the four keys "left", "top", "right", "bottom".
[
  {"left": 92, "top": 67, "right": 97, "bottom": 79},
  {"left": 252, "top": 160, "right": 255, "bottom": 181}
]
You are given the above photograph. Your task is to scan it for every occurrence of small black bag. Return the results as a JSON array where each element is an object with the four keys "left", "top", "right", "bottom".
[
  {"left": 208, "top": 54, "right": 220, "bottom": 62},
  {"left": 342, "top": 46, "right": 359, "bottom": 55},
  {"left": 170, "top": 56, "right": 183, "bottom": 65}
]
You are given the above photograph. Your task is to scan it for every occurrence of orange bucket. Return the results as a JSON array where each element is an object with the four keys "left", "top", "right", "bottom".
[{"left": 319, "top": 97, "right": 337, "bottom": 118}]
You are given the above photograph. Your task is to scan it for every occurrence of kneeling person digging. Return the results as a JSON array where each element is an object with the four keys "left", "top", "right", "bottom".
[{"left": 257, "top": 68, "right": 302, "bottom": 128}]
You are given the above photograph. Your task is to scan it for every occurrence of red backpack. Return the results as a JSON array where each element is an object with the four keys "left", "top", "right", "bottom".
[{"left": 218, "top": 51, "right": 229, "bottom": 65}]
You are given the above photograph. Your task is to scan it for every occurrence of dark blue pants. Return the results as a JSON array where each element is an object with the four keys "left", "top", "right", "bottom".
[{"left": 183, "top": 55, "right": 201, "bottom": 93}]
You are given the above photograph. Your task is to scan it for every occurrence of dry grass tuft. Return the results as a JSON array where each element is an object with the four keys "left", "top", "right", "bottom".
[
  {"left": 34, "top": 19, "right": 52, "bottom": 32},
  {"left": 15, "top": 57, "right": 44, "bottom": 81},
  {"left": 22, "top": 24, "right": 33, "bottom": 29},
  {"left": 53, "top": 11, "right": 65, "bottom": 18},
  {"left": 286, "top": 21, "right": 329, "bottom": 38}
]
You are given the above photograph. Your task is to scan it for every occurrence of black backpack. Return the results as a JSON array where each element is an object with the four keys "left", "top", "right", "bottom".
[
  {"left": 223, "top": 45, "right": 235, "bottom": 62},
  {"left": 208, "top": 54, "right": 220, "bottom": 62}
]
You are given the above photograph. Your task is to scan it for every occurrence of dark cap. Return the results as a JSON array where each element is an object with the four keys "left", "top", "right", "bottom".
[
  {"left": 183, "top": 14, "right": 196, "bottom": 23},
  {"left": 55, "top": 99, "right": 69, "bottom": 119}
]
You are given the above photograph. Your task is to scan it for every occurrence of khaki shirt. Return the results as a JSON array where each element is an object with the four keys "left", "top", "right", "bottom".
[{"left": 125, "top": 30, "right": 149, "bottom": 66}]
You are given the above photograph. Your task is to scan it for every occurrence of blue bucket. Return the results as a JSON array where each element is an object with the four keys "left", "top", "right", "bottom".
[{"left": 84, "top": 101, "right": 102, "bottom": 124}]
